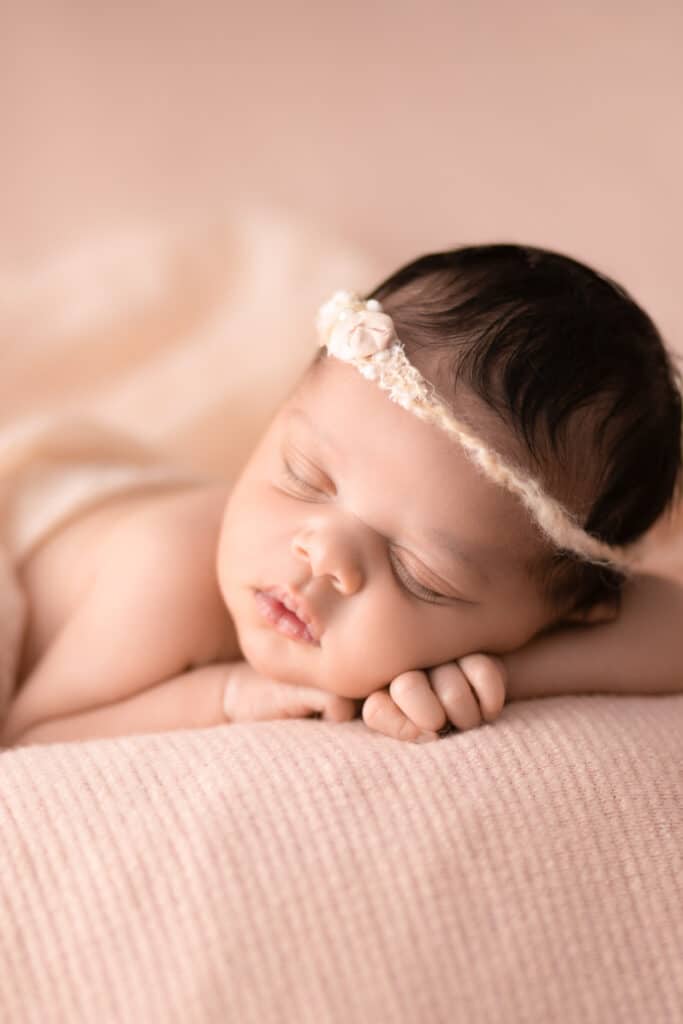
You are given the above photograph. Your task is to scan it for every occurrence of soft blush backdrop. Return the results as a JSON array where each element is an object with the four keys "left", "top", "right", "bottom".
[{"left": 3, "top": 1, "right": 682, "bottom": 342}]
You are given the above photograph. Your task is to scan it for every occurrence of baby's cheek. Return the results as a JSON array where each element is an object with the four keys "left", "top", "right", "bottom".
[
  {"left": 321, "top": 608, "right": 425, "bottom": 697},
  {"left": 465, "top": 601, "right": 553, "bottom": 656}
]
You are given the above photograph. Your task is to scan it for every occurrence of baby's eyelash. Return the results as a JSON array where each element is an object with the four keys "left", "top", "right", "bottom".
[
  {"left": 281, "top": 461, "right": 325, "bottom": 496},
  {"left": 390, "top": 550, "right": 445, "bottom": 604}
]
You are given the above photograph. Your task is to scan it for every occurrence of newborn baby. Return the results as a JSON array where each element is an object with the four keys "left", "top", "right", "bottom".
[{"left": 3, "top": 244, "right": 682, "bottom": 747}]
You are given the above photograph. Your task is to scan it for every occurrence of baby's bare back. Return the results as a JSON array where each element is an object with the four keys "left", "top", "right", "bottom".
[{"left": 5, "top": 483, "right": 240, "bottom": 740}]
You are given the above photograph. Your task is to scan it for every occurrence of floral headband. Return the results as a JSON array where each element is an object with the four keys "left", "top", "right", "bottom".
[{"left": 316, "top": 290, "right": 634, "bottom": 571}]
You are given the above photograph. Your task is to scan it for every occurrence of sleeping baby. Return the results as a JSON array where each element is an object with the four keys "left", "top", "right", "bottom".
[{"left": 3, "top": 243, "right": 682, "bottom": 747}]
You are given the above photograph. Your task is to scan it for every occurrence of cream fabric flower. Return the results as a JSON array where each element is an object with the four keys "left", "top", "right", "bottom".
[{"left": 326, "top": 309, "right": 397, "bottom": 361}]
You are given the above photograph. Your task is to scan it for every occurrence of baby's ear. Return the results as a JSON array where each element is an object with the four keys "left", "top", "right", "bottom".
[{"left": 561, "top": 595, "right": 620, "bottom": 626}]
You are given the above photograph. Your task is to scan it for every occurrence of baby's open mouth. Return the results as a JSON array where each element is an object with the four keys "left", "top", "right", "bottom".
[{"left": 254, "top": 589, "right": 319, "bottom": 645}]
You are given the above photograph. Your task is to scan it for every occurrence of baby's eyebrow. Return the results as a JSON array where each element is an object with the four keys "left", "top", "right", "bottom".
[
  {"left": 286, "top": 408, "right": 337, "bottom": 453},
  {"left": 418, "top": 527, "right": 491, "bottom": 586}
]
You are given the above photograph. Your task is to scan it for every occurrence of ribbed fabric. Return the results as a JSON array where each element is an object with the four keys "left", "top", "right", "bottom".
[{"left": 1, "top": 695, "right": 681, "bottom": 1024}]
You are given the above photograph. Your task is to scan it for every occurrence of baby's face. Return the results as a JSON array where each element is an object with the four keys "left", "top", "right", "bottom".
[{"left": 217, "top": 357, "right": 558, "bottom": 699}]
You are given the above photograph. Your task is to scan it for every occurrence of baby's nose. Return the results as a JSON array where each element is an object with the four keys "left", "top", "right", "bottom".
[{"left": 291, "top": 528, "right": 364, "bottom": 596}]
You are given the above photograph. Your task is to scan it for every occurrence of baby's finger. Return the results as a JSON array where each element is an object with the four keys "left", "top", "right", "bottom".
[
  {"left": 320, "top": 693, "right": 359, "bottom": 723},
  {"left": 429, "top": 662, "right": 482, "bottom": 731},
  {"left": 389, "top": 670, "right": 448, "bottom": 733},
  {"left": 457, "top": 654, "right": 507, "bottom": 722},
  {"left": 283, "top": 685, "right": 357, "bottom": 723},
  {"left": 362, "top": 688, "right": 438, "bottom": 743}
]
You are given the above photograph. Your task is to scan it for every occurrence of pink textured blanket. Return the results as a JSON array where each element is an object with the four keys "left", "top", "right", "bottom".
[
  {"left": 0, "top": 210, "right": 681, "bottom": 1022},
  {"left": 1, "top": 699, "right": 681, "bottom": 1023}
]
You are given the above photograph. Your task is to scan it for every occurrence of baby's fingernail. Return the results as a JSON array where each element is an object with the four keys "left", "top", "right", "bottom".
[{"left": 415, "top": 731, "right": 439, "bottom": 744}]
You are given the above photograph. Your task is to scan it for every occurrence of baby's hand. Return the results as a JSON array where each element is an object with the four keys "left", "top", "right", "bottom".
[
  {"left": 222, "top": 660, "right": 358, "bottom": 724},
  {"left": 361, "top": 655, "right": 507, "bottom": 743}
]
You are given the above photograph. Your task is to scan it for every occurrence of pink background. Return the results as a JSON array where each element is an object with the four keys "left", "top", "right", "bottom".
[{"left": 3, "top": 1, "right": 683, "bottom": 350}]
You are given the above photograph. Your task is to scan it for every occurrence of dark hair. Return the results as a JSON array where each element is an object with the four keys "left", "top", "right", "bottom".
[{"left": 361, "top": 244, "right": 682, "bottom": 617}]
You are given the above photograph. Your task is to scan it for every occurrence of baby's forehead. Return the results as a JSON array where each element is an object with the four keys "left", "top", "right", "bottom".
[
  {"left": 297, "top": 354, "right": 531, "bottom": 491},
  {"left": 301, "top": 353, "right": 546, "bottom": 504}
]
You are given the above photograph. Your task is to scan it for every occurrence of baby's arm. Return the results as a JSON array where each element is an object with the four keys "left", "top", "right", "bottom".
[
  {"left": 7, "top": 663, "right": 231, "bottom": 745},
  {"left": 9, "top": 661, "right": 357, "bottom": 747},
  {"left": 503, "top": 571, "right": 683, "bottom": 701}
]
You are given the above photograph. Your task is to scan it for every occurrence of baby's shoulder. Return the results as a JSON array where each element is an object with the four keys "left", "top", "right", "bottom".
[
  {"left": 18, "top": 482, "right": 237, "bottom": 679},
  {"left": 116, "top": 482, "right": 230, "bottom": 553},
  {"left": 92, "top": 481, "right": 233, "bottom": 607},
  {"left": 23, "top": 481, "right": 229, "bottom": 595},
  {"left": 95, "top": 482, "right": 239, "bottom": 666}
]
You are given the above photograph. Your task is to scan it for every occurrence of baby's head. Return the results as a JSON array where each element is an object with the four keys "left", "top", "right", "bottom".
[{"left": 218, "top": 244, "right": 682, "bottom": 699}]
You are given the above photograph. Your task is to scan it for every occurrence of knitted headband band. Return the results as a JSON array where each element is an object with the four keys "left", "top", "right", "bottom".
[{"left": 316, "top": 290, "right": 634, "bottom": 571}]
